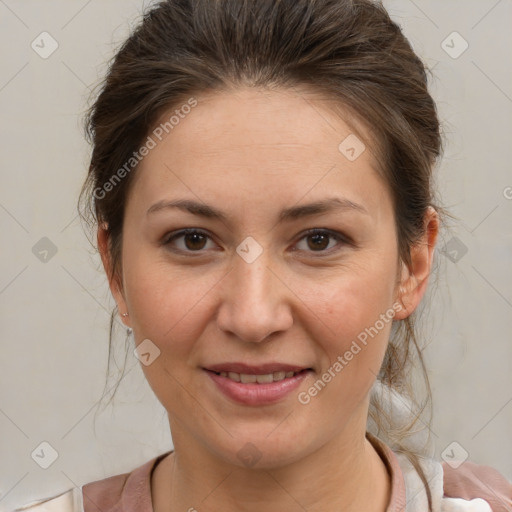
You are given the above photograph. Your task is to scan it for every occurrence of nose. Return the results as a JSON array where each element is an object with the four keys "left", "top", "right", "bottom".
[{"left": 215, "top": 249, "right": 294, "bottom": 344}]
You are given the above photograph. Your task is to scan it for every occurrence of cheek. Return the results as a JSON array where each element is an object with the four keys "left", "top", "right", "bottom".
[
  {"left": 305, "top": 262, "right": 396, "bottom": 343},
  {"left": 294, "top": 259, "right": 397, "bottom": 402},
  {"left": 122, "top": 245, "right": 227, "bottom": 389},
  {"left": 123, "top": 261, "right": 219, "bottom": 411},
  {"left": 295, "top": 277, "right": 395, "bottom": 427},
  {"left": 125, "top": 262, "right": 217, "bottom": 345}
]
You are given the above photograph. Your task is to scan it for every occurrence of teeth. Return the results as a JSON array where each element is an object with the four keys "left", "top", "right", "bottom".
[
  {"left": 216, "top": 370, "right": 303, "bottom": 383},
  {"left": 255, "top": 373, "right": 274, "bottom": 384}
]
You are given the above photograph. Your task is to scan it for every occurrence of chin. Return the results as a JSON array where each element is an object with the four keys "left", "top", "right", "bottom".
[{"left": 207, "top": 428, "right": 314, "bottom": 471}]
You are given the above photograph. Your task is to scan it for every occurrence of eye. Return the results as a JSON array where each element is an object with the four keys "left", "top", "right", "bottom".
[
  {"left": 162, "top": 228, "right": 350, "bottom": 255},
  {"left": 163, "top": 229, "right": 216, "bottom": 253},
  {"left": 294, "top": 228, "right": 349, "bottom": 254}
]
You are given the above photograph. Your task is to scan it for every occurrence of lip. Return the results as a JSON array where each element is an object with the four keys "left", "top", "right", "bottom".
[
  {"left": 203, "top": 366, "right": 313, "bottom": 406},
  {"left": 204, "top": 362, "right": 310, "bottom": 374}
]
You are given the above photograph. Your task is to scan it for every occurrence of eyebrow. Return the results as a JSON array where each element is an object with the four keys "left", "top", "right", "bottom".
[{"left": 146, "top": 197, "right": 369, "bottom": 223}]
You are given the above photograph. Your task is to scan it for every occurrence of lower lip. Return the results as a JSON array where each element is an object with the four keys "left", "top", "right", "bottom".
[{"left": 204, "top": 369, "right": 311, "bottom": 406}]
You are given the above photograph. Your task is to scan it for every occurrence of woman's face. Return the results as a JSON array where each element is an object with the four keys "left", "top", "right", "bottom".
[{"left": 106, "top": 87, "right": 421, "bottom": 468}]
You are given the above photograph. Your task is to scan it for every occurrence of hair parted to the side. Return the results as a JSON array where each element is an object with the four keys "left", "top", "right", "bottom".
[{"left": 79, "top": 1, "right": 455, "bottom": 509}]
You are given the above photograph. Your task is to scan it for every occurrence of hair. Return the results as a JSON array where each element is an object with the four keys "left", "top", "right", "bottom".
[{"left": 79, "top": 0, "right": 454, "bottom": 509}]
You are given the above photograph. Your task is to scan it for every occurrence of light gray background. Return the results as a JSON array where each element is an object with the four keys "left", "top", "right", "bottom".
[{"left": 1, "top": 0, "right": 511, "bottom": 510}]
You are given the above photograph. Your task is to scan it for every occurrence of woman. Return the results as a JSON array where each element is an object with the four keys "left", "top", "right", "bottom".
[{"left": 16, "top": 0, "right": 511, "bottom": 511}]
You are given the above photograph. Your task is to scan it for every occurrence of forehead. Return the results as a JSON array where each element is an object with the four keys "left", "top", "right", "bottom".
[
  {"left": 150, "top": 86, "right": 377, "bottom": 162},
  {"left": 129, "top": 87, "right": 391, "bottom": 222}
]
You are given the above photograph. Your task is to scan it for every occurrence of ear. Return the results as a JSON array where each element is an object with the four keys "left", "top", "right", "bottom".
[
  {"left": 394, "top": 206, "right": 439, "bottom": 320},
  {"left": 97, "top": 223, "right": 130, "bottom": 327}
]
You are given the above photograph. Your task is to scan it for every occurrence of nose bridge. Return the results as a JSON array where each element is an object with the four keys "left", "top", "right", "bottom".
[{"left": 216, "top": 246, "right": 292, "bottom": 343}]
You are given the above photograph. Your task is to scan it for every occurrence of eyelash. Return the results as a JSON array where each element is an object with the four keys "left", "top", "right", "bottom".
[{"left": 162, "top": 228, "right": 351, "bottom": 256}]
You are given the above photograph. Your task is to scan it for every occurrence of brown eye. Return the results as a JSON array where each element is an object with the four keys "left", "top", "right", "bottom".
[
  {"left": 295, "top": 229, "right": 348, "bottom": 254},
  {"left": 307, "top": 232, "right": 330, "bottom": 251},
  {"left": 163, "top": 228, "right": 349, "bottom": 256},
  {"left": 183, "top": 232, "right": 207, "bottom": 250},
  {"left": 163, "top": 229, "right": 214, "bottom": 252}
]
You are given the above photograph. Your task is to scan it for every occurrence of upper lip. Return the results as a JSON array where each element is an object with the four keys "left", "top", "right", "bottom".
[{"left": 204, "top": 362, "right": 311, "bottom": 374}]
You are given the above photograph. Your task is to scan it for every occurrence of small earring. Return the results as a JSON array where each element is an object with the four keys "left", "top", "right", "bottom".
[{"left": 122, "top": 312, "right": 129, "bottom": 317}]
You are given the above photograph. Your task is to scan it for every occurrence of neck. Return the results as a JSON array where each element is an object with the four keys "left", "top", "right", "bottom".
[{"left": 152, "top": 422, "right": 390, "bottom": 512}]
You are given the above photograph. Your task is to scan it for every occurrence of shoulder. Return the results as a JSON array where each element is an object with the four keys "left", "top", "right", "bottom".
[
  {"left": 371, "top": 430, "right": 511, "bottom": 512},
  {"left": 13, "top": 487, "right": 83, "bottom": 512},
  {"left": 442, "top": 460, "right": 512, "bottom": 512},
  {"left": 81, "top": 471, "right": 130, "bottom": 511},
  {"left": 13, "top": 452, "right": 171, "bottom": 512},
  {"left": 81, "top": 452, "right": 171, "bottom": 512},
  {"left": 12, "top": 472, "right": 131, "bottom": 512},
  {"left": 11, "top": 473, "right": 131, "bottom": 512}
]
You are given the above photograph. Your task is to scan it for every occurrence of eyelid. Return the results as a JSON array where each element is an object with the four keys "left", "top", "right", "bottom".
[{"left": 162, "top": 227, "right": 352, "bottom": 255}]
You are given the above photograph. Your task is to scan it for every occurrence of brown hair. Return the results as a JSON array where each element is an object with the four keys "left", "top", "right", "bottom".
[{"left": 79, "top": 1, "right": 452, "bottom": 508}]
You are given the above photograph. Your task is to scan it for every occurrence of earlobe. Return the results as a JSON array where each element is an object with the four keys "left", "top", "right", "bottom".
[{"left": 394, "top": 265, "right": 417, "bottom": 320}]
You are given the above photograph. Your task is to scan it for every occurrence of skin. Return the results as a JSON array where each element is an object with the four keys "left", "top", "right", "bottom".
[{"left": 98, "top": 86, "right": 439, "bottom": 511}]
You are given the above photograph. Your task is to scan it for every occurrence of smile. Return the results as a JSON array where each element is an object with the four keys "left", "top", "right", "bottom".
[
  {"left": 204, "top": 367, "right": 312, "bottom": 406},
  {"left": 212, "top": 369, "right": 304, "bottom": 384}
]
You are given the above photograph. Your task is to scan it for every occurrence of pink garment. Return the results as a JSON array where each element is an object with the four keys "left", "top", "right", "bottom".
[
  {"left": 80, "top": 434, "right": 511, "bottom": 512},
  {"left": 442, "top": 460, "right": 512, "bottom": 512}
]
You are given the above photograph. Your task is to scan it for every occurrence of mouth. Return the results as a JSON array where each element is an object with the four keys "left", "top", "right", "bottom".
[
  {"left": 206, "top": 368, "right": 311, "bottom": 384},
  {"left": 202, "top": 363, "right": 313, "bottom": 405}
]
